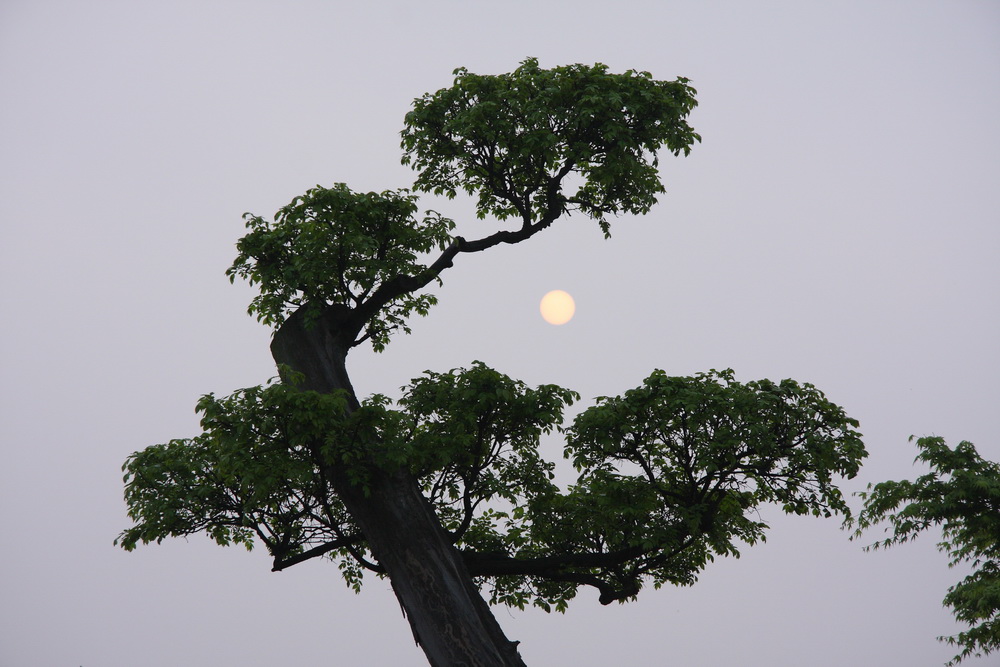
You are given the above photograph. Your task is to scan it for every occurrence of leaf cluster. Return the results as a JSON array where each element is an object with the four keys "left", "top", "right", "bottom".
[
  {"left": 476, "top": 369, "right": 865, "bottom": 611},
  {"left": 116, "top": 364, "right": 575, "bottom": 586},
  {"left": 116, "top": 381, "right": 381, "bottom": 582},
  {"left": 227, "top": 183, "right": 454, "bottom": 350},
  {"left": 118, "top": 365, "right": 867, "bottom": 613},
  {"left": 399, "top": 361, "right": 578, "bottom": 518},
  {"left": 401, "top": 57, "right": 701, "bottom": 235},
  {"left": 852, "top": 437, "right": 1000, "bottom": 665}
]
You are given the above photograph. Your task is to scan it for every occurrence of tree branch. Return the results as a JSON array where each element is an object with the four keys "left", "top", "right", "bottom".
[
  {"left": 271, "top": 534, "right": 366, "bottom": 572},
  {"left": 462, "top": 548, "right": 646, "bottom": 605},
  {"left": 352, "top": 213, "right": 560, "bottom": 332},
  {"left": 462, "top": 544, "right": 647, "bottom": 578}
]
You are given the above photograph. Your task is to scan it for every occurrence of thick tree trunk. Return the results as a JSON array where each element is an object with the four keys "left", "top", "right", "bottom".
[{"left": 271, "top": 306, "right": 526, "bottom": 667}]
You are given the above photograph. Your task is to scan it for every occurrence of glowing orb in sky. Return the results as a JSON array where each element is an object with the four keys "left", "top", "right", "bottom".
[{"left": 539, "top": 290, "right": 575, "bottom": 325}]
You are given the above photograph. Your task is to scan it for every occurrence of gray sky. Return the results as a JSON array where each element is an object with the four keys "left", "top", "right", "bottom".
[{"left": 2, "top": 1, "right": 998, "bottom": 665}]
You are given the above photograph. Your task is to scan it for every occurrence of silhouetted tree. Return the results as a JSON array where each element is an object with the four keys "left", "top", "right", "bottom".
[{"left": 118, "top": 59, "right": 867, "bottom": 666}]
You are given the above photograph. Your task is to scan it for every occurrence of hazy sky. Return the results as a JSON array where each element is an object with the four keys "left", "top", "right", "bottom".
[{"left": 2, "top": 2, "right": 998, "bottom": 665}]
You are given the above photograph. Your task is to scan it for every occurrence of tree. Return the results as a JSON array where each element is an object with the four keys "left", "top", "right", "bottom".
[
  {"left": 851, "top": 436, "right": 1000, "bottom": 665},
  {"left": 117, "top": 58, "right": 868, "bottom": 666}
]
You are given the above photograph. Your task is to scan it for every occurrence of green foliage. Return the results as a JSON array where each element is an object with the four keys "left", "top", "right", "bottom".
[
  {"left": 116, "top": 381, "right": 371, "bottom": 573},
  {"left": 401, "top": 57, "right": 700, "bottom": 235},
  {"left": 119, "top": 363, "right": 867, "bottom": 613},
  {"left": 568, "top": 369, "right": 865, "bottom": 516},
  {"left": 852, "top": 437, "right": 1000, "bottom": 665},
  {"left": 116, "top": 364, "right": 576, "bottom": 583},
  {"left": 227, "top": 183, "right": 454, "bottom": 350},
  {"left": 477, "top": 369, "right": 865, "bottom": 611},
  {"left": 400, "top": 361, "right": 578, "bottom": 505}
]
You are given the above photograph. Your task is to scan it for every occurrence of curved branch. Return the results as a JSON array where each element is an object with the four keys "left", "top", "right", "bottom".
[
  {"left": 462, "top": 544, "right": 647, "bottom": 577},
  {"left": 350, "top": 228, "right": 540, "bottom": 335},
  {"left": 345, "top": 152, "right": 577, "bottom": 343},
  {"left": 462, "top": 548, "right": 646, "bottom": 605},
  {"left": 271, "top": 534, "right": 367, "bottom": 572}
]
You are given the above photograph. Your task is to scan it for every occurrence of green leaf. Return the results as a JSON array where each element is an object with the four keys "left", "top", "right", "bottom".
[{"left": 400, "top": 58, "right": 700, "bottom": 233}]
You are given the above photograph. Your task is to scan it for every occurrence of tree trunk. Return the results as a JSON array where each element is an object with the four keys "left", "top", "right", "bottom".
[{"left": 271, "top": 306, "right": 527, "bottom": 667}]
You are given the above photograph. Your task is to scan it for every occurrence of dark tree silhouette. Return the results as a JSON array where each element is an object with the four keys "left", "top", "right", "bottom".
[{"left": 118, "top": 59, "right": 867, "bottom": 666}]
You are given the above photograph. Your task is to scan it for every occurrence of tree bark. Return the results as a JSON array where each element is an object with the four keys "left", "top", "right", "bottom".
[{"left": 271, "top": 305, "right": 526, "bottom": 667}]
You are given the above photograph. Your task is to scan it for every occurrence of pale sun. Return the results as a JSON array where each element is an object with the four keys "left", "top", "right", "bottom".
[{"left": 539, "top": 290, "right": 575, "bottom": 325}]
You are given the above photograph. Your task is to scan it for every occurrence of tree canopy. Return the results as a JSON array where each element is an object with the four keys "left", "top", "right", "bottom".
[
  {"left": 401, "top": 58, "right": 700, "bottom": 234},
  {"left": 118, "top": 58, "right": 868, "bottom": 665},
  {"left": 226, "top": 184, "right": 454, "bottom": 350},
  {"left": 119, "top": 365, "right": 865, "bottom": 611},
  {"left": 852, "top": 436, "right": 1000, "bottom": 665}
]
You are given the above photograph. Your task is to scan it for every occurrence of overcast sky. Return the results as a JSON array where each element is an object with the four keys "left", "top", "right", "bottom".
[{"left": 2, "top": 2, "right": 998, "bottom": 665}]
